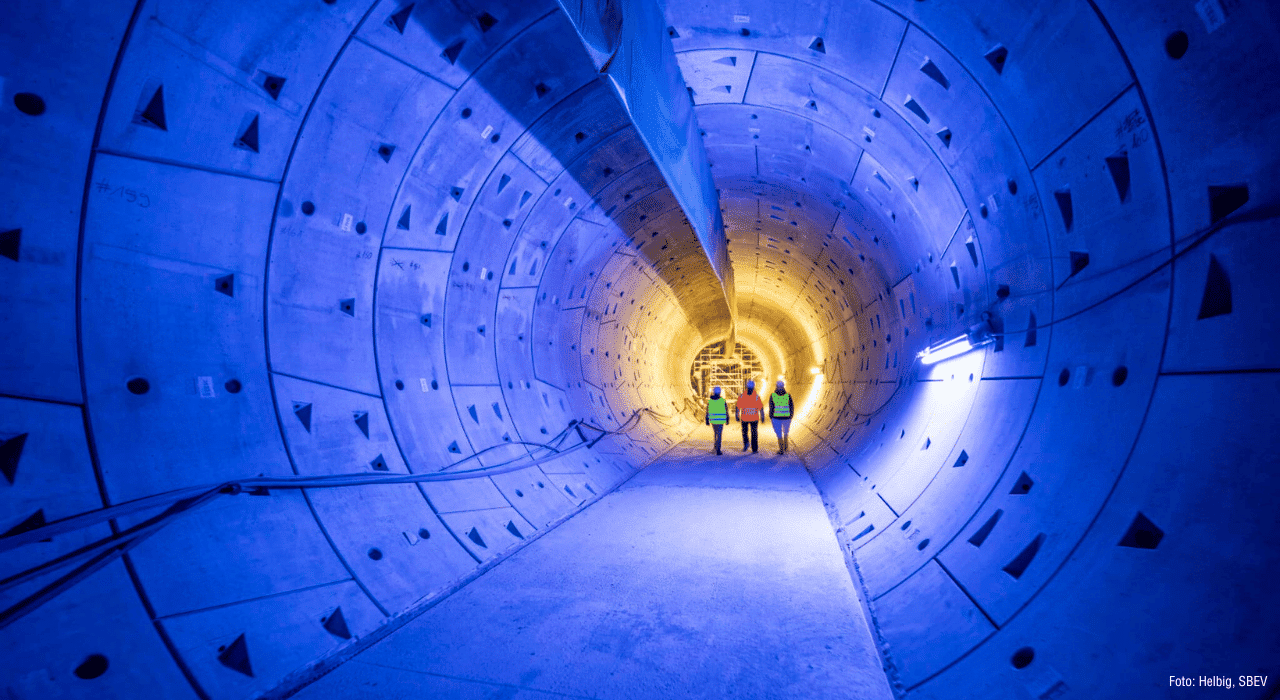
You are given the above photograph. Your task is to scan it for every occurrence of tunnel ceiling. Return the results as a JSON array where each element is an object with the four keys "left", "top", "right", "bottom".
[{"left": 1, "top": 0, "right": 1277, "bottom": 698}]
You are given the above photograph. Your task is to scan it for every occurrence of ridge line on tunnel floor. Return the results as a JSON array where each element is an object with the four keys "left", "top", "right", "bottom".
[
  {"left": 742, "top": 48, "right": 760, "bottom": 107},
  {"left": 267, "top": 429, "right": 694, "bottom": 699},
  {"left": 348, "top": 659, "right": 601, "bottom": 700},
  {"left": 1030, "top": 81, "right": 1136, "bottom": 172},
  {"left": 931, "top": 558, "right": 999, "bottom": 631},
  {"left": 1160, "top": 367, "right": 1280, "bottom": 376},
  {"left": 93, "top": 147, "right": 282, "bottom": 184},
  {"left": 938, "top": 213, "right": 968, "bottom": 264},
  {"left": 271, "top": 370, "right": 383, "bottom": 398},
  {"left": 879, "top": 21, "right": 910, "bottom": 99},
  {"left": 351, "top": 36, "right": 458, "bottom": 91},
  {"left": 0, "top": 391, "right": 85, "bottom": 408},
  {"left": 877, "top": 493, "right": 899, "bottom": 518},
  {"left": 153, "top": 577, "right": 354, "bottom": 622}
]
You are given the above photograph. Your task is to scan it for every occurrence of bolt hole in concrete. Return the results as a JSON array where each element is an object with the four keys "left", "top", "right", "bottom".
[
  {"left": 1112, "top": 366, "right": 1128, "bottom": 386},
  {"left": 1012, "top": 647, "right": 1036, "bottom": 669},
  {"left": 126, "top": 377, "right": 150, "bottom": 394},
  {"left": 13, "top": 92, "right": 45, "bottom": 115},
  {"left": 1058, "top": 368, "right": 1070, "bottom": 386},
  {"left": 368, "top": 548, "right": 383, "bottom": 560},
  {"left": 224, "top": 379, "right": 242, "bottom": 393},
  {"left": 301, "top": 200, "right": 315, "bottom": 215},
  {"left": 1165, "top": 30, "right": 1189, "bottom": 59},
  {"left": 74, "top": 654, "right": 108, "bottom": 679},
  {"left": 418, "top": 529, "right": 431, "bottom": 540}
]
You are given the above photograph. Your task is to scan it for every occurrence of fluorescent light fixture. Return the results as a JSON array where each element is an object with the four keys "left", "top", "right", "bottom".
[
  {"left": 809, "top": 366, "right": 820, "bottom": 374},
  {"left": 918, "top": 325, "right": 995, "bottom": 365}
]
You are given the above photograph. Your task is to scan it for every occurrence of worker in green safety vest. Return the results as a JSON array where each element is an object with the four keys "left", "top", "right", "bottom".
[
  {"left": 769, "top": 380, "right": 796, "bottom": 455},
  {"left": 705, "top": 385, "right": 729, "bottom": 455}
]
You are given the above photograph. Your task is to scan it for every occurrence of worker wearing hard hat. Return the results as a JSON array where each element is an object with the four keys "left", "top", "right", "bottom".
[
  {"left": 735, "top": 379, "right": 764, "bottom": 453},
  {"left": 769, "top": 380, "right": 795, "bottom": 455},
  {"left": 705, "top": 386, "right": 729, "bottom": 455}
]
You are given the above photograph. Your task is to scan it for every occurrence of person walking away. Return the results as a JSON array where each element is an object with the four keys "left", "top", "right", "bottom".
[
  {"left": 705, "top": 386, "right": 729, "bottom": 455},
  {"left": 735, "top": 380, "right": 763, "bottom": 453},
  {"left": 769, "top": 380, "right": 795, "bottom": 455}
]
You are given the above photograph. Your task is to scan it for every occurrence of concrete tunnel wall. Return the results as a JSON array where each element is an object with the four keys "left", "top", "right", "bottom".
[{"left": 1, "top": 0, "right": 1277, "bottom": 698}]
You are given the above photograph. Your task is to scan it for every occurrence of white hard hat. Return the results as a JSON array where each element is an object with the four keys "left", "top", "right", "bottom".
[
  {"left": 713, "top": 386, "right": 722, "bottom": 393},
  {"left": 776, "top": 379, "right": 785, "bottom": 388},
  {"left": 746, "top": 380, "right": 755, "bottom": 389}
]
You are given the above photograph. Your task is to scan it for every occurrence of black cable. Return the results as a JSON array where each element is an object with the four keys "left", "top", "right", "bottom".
[
  {"left": 0, "top": 424, "right": 576, "bottom": 554},
  {"left": 859, "top": 208, "right": 1275, "bottom": 438},
  {"left": 0, "top": 488, "right": 222, "bottom": 629},
  {"left": 987, "top": 207, "right": 1275, "bottom": 339},
  {"left": 848, "top": 377, "right": 906, "bottom": 421},
  {"left": 0, "top": 411, "right": 660, "bottom": 629}
]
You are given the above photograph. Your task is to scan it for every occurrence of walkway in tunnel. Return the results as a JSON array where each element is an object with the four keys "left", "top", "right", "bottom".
[{"left": 293, "top": 440, "right": 893, "bottom": 700}]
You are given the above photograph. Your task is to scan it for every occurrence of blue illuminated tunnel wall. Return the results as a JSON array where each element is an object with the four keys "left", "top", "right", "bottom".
[{"left": 1, "top": 0, "right": 1277, "bottom": 698}]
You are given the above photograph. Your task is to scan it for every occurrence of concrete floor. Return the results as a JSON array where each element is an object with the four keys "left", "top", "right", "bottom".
[{"left": 294, "top": 438, "right": 894, "bottom": 700}]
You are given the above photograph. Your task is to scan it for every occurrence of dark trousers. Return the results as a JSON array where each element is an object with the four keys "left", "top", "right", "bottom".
[
  {"left": 711, "top": 424, "right": 724, "bottom": 453},
  {"left": 741, "top": 421, "right": 758, "bottom": 452}
]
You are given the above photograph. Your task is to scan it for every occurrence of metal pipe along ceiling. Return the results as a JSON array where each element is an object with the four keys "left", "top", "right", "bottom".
[{"left": 0, "top": 0, "right": 1277, "bottom": 698}]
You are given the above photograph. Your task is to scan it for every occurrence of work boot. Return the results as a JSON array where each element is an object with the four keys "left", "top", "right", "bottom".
[{"left": 781, "top": 436, "right": 788, "bottom": 454}]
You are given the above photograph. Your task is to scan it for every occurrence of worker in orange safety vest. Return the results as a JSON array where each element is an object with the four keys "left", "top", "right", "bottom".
[{"left": 734, "top": 380, "right": 764, "bottom": 453}]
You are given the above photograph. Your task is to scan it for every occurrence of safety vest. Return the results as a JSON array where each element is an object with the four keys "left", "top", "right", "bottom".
[
  {"left": 771, "top": 391, "right": 792, "bottom": 418},
  {"left": 737, "top": 392, "right": 763, "bottom": 421},
  {"left": 708, "top": 397, "right": 728, "bottom": 425}
]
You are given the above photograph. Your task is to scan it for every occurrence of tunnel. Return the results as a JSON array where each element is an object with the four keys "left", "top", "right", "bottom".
[{"left": 2, "top": 0, "right": 1278, "bottom": 697}]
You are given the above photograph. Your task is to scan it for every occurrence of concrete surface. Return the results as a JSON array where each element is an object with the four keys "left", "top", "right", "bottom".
[
  {"left": 2, "top": 0, "right": 1278, "bottom": 698},
  {"left": 293, "top": 440, "right": 892, "bottom": 700}
]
